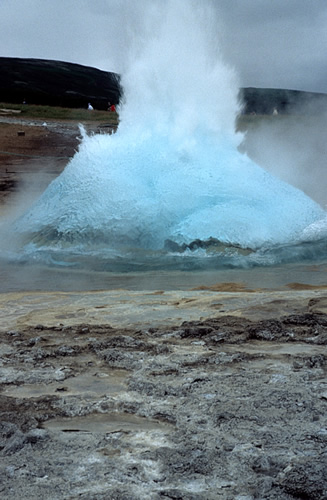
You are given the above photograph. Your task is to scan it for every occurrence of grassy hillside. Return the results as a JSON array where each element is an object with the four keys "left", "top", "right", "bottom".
[{"left": 0, "top": 102, "right": 119, "bottom": 124}]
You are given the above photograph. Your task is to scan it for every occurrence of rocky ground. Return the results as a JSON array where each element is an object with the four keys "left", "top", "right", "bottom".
[
  {"left": 0, "top": 117, "right": 326, "bottom": 499},
  {"left": 0, "top": 288, "right": 326, "bottom": 500},
  {"left": 0, "top": 300, "right": 327, "bottom": 500}
]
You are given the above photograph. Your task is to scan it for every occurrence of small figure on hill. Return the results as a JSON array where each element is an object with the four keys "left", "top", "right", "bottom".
[
  {"left": 87, "top": 103, "right": 94, "bottom": 111},
  {"left": 272, "top": 107, "right": 278, "bottom": 115},
  {"left": 110, "top": 104, "right": 116, "bottom": 112}
]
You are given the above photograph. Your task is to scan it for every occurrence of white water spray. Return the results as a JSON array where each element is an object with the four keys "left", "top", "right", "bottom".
[{"left": 12, "top": 0, "right": 326, "bottom": 267}]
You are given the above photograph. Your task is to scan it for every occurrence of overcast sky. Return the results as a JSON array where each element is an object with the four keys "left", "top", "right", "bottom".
[{"left": 1, "top": 0, "right": 327, "bottom": 93}]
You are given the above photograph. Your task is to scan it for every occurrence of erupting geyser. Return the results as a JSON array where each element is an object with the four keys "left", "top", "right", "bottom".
[{"left": 12, "top": 0, "right": 327, "bottom": 269}]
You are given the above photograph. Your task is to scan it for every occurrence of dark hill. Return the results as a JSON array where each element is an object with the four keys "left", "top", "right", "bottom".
[
  {"left": 239, "top": 87, "right": 327, "bottom": 115},
  {"left": 1, "top": 57, "right": 327, "bottom": 114},
  {"left": 0, "top": 57, "right": 121, "bottom": 110}
]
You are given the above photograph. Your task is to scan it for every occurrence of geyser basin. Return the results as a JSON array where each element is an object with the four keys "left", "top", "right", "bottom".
[
  {"left": 8, "top": 0, "right": 327, "bottom": 270},
  {"left": 14, "top": 130, "right": 325, "bottom": 248},
  {"left": 10, "top": 124, "right": 326, "bottom": 271}
]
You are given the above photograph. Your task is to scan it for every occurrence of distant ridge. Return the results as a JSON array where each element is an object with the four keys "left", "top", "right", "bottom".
[
  {"left": 239, "top": 87, "right": 327, "bottom": 115},
  {"left": 0, "top": 57, "right": 121, "bottom": 110},
  {"left": 1, "top": 57, "right": 327, "bottom": 113}
]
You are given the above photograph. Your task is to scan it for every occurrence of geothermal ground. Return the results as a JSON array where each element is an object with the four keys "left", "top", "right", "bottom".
[
  {"left": 0, "top": 116, "right": 108, "bottom": 210},
  {"left": 0, "top": 116, "right": 326, "bottom": 499}
]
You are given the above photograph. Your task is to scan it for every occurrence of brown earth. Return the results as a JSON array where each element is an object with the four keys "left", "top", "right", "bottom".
[
  {"left": 0, "top": 120, "right": 75, "bottom": 205},
  {"left": 0, "top": 117, "right": 113, "bottom": 209},
  {"left": 0, "top": 117, "right": 326, "bottom": 499}
]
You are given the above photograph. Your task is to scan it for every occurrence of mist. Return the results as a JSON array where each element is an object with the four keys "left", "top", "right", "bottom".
[
  {"left": 108, "top": 0, "right": 327, "bottom": 212},
  {"left": 240, "top": 105, "right": 327, "bottom": 208}
]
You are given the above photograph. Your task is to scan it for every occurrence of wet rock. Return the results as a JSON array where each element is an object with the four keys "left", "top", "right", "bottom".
[
  {"left": 0, "top": 422, "right": 26, "bottom": 455},
  {"left": 277, "top": 458, "right": 327, "bottom": 499},
  {"left": 100, "top": 348, "right": 146, "bottom": 370},
  {"left": 247, "top": 319, "right": 284, "bottom": 340},
  {"left": 1, "top": 314, "right": 327, "bottom": 498},
  {"left": 283, "top": 312, "right": 327, "bottom": 327},
  {"left": 6, "top": 330, "right": 21, "bottom": 337},
  {"left": 180, "top": 325, "right": 214, "bottom": 338},
  {"left": 25, "top": 428, "right": 48, "bottom": 443},
  {"left": 158, "top": 489, "right": 201, "bottom": 499},
  {"left": 53, "top": 345, "right": 81, "bottom": 356},
  {"left": 27, "top": 336, "right": 42, "bottom": 346}
]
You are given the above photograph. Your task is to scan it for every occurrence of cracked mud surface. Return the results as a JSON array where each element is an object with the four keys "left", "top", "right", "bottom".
[{"left": 1, "top": 297, "right": 327, "bottom": 499}]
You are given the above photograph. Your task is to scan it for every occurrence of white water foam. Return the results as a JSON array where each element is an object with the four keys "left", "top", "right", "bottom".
[{"left": 11, "top": 0, "right": 326, "bottom": 265}]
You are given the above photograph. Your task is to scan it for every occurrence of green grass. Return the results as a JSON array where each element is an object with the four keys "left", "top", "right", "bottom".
[
  {"left": 2, "top": 102, "right": 314, "bottom": 132},
  {"left": 236, "top": 113, "right": 291, "bottom": 131},
  {"left": 0, "top": 102, "right": 119, "bottom": 125}
]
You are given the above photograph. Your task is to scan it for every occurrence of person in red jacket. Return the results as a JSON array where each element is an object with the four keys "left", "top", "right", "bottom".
[{"left": 110, "top": 104, "right": 116, "bottom": 112}]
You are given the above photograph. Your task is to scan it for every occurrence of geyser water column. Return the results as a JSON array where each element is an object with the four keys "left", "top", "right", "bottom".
[{"left": 13, "top": 0, "right": 326, "bottom": 263}]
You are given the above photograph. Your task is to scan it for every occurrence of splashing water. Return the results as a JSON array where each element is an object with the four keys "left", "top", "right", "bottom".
[{"left": 10, "top": 0, "right": 327, "bottom": 270}]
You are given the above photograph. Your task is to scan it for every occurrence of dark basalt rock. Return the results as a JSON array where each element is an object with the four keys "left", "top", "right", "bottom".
[
  {"left": 164, "top": 237, "right": 253, "bottom": 254},
  {"left": 0, "top": 57, "right": 121, "bottom": 109}
]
